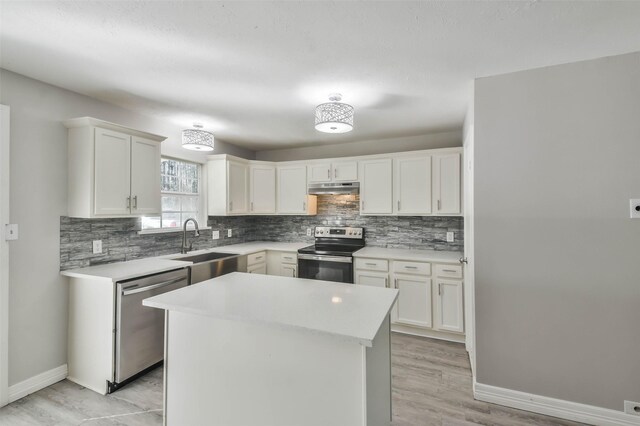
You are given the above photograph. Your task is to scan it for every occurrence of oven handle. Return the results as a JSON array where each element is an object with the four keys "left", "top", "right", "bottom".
[{"left": 297, "top": 254, "right": 353, "bottom": 264}]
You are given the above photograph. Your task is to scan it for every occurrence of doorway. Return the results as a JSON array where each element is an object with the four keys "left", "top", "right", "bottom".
[{"left": 0, "top": 104, "right": 10, "bottom": 407}]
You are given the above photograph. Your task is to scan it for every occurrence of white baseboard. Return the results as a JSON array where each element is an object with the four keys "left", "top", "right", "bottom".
[
  {"left": 8, "top": 364, "right": 67, "bottom": 403},
  {"left": 474, "top": 382, "right": 640, "bottom": 426}
]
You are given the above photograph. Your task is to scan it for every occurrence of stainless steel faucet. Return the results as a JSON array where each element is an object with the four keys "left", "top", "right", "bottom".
[{"left": 181, "top": 218, "right": 200, "bottom": 254}]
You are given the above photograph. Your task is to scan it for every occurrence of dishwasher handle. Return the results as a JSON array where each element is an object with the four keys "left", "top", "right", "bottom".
[{"left": 121, "top": 277, "right": 186, "bottom": 296}]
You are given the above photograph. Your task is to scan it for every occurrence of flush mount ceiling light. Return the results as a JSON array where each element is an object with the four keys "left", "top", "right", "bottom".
[
  {"left": 182, "top": 123, "right": 214, "bottom": 151},
  {"left": 314, "top": 93, "right": 354, "bottom": 133}
]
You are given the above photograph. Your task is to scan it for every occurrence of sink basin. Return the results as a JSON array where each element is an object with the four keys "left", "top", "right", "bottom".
[
  {"left": 173, "top": 251, "right": 237, "bottom": 264},
  {"left": 170, "top": 251, "right": 247, "bottom": 285}
]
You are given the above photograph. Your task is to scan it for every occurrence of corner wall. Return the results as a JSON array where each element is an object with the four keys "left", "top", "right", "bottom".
[{"left": 474, "top": 52, "right": 640, "bottom": 411}]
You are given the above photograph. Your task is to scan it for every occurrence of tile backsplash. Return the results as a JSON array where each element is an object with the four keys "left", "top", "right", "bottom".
[{"left": 60, "top": 195, "right": 463, "bottom": 270}]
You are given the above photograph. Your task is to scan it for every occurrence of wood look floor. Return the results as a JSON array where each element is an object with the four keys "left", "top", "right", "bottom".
[{"left": 0, "top": 333, "right": 585, "bottom": 426}]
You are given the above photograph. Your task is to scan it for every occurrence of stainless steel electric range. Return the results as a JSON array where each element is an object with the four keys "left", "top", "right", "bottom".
[{"left": 297, "top": 226, "right": 365, "bottom": 284}]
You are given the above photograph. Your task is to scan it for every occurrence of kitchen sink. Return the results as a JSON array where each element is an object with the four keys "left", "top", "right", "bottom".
[{"left": 170, "top": 251, "right": 247, "bottom": 284}]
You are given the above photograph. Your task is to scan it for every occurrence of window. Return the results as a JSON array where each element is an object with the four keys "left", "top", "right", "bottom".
[{"left": 141, "top": 158, "right": 203, "bottom": 230}]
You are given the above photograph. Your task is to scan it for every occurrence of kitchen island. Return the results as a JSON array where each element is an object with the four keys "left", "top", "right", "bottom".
[{"left": 143, "top": 272, "right": 398, "bottom": 426}]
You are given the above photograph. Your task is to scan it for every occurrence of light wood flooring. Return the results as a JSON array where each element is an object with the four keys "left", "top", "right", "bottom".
[{"left": 0, "top": 333, "right": 585, "bottom": 426}]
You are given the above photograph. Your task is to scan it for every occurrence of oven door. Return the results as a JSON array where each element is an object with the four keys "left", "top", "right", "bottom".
[{"left": 297, "top": 254, "right": 354, "bottom": 283}]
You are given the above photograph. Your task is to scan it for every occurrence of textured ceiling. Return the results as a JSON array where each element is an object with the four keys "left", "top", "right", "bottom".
[{"left": 1, "top": 1, "right": 640, "bottom": 150}]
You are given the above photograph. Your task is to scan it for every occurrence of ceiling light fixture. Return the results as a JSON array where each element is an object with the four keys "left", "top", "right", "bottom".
[
  {"left": 315, "top": 93, "right": 354, "bottom": 133},
  {"left": 182, "top": 123, "right": 214, "bottom": 151}
]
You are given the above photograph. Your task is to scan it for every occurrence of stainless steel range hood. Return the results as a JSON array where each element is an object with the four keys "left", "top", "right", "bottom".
[{"left": 308, "top": 182, "right": 360, "bottom": 195}]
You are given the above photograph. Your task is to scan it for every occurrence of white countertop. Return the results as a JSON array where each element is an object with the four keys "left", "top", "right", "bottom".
[
  {"left": 182, "top": 241, "right": 310, "bottom": 256},
  {"left": 61, "top": 258, "right": 192, "bottom": 283},
  {"left": 143, "top": 272, "right": 398, "bottom": 347},
  {"left": 353, "top": 247, "right": 462, "bottom": 263}
]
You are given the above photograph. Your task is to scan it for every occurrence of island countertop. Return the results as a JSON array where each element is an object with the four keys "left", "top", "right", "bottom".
[{"left": 143, "top": 272, "right": 398, "bottom": 347}]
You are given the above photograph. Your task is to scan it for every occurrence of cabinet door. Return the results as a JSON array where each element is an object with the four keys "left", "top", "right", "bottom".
[
  {"left": 250, "top": 165, "right": 276, "bottom": 214},
  {"left": 355, "top": 271, "right": 389, "bottom": 288},
  {"left": 359, "top": 158, "right": 393, "bottom": 214},
  {"left": 307, "top": 163, "right": 332, "bottom": 183},
  {"left": 280, "top": 264, "right": 297, "bottom": 278},
  {"left": 332, "top": 161, "right": 358, "bottom": 181},
  {"left": 277, "top": 166, "right": 308, "bottom": 214},
  {"left": 94, "top": 128, "right": 131, "bottom": 216},
  {"left": 393, "top": 274, "right": 432, "bottom": 328},
  {"left": 130, "top": 137, "right": 161, "bottom": 215},
  {"left": 433, "top": 153, "right": 461, "bottom": 214},
  {"left": 395, "top": 156, "right": 431, "bottom": 215},
  {"left": 248, "top": 263, "right": 267, "bottom": 274},
  {"left": 434, "top": 279, "right": 464, "bottom": 333},
  {"left": 228, "top": 161, "right": 249, "bottom": 214}
]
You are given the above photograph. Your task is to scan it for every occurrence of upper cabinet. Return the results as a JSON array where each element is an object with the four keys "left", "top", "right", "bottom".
[
  {"left": 64, "top": 117, "right": 164, "bottom": 218},
  {"left": 277, "top": 165, "right": 317, "bottom": 215},
  {"left": 208, "top": 158, "right": 249, "bottom": 215},
  {"left": 250, "top": 164, "right": 276, "bottom": 214},
  {"left": 433, "top": 153, "right": 461, "bottom": 215},
  {"left": 307, "top": 161, "right": 358, "bottom": 183},
  {"left": 394, "top": 156, "right": 432, "bottom": 215},
  {"left": 359, "top": 158, "right": 393, "bottom": 215}
]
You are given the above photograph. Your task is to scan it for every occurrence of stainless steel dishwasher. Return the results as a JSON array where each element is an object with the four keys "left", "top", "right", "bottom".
[{"left": 112, "top": 267, "right": 188, "bottom": 392}]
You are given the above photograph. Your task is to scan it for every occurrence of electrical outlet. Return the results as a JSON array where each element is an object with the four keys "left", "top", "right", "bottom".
[
  {"left": 4, "top": 224, "right": 18, "bottom": 241},
  {"left": 306, "top": 228, "right": 312, "bottom": 237},
  {"left": 446, "top": 232, "right": 455, "bottom": 242},
  {"left": 227, "top": 229, "right": 232, "bottom": 238},
  {"left": 630, "top": 199, "right": 640, "bottom": 219},
  {"left": 92, "top": 240, "right": 102, "bottom": 254},
  {"left": 212, "top": 230, "right": 220, "bottom": 240},
  {"left": 624, "top": 400, "right": 640, "bottom": 416}
]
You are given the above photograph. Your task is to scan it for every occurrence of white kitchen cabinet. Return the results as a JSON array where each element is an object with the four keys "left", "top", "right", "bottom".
[
  {"left": 247, "top": 263, "right": 267, "bottom": 274},
  {"left": 394, "top": 156, "right": 431, "bottom": 215},
  {"left": 434, "top": 278, "right": 464, "bottom": 333},
  {"left": 280, "top": 263, "right": 297, "bottom": 278},
  {"left": 355, "top": 271, "right": 389, "bottom": 288},
  {"left": 359, "top": 158, "right": 393, "bottom": 214},
  {"left": 433, "top": 153, "right": 461, "bottom": 215},
  {"left": 250, "top": 164, "right": 276, "bottom": 214},
  {"left": 207, "top": 158, "right": 249, "bottom": 215},
  {"left": 307, "top": 161, "right": 358, "bottom": 183},
  {"left": 247, "top": 251, "right": 267, "bottom": 274},
  {"left": 393, "top": 274, "right": 432, "bottom": 328},
  {"left": 64, "top": 117, "right": 165, "bottom": 218},
  {"left": 277, "top": 165, "right": 317, "bottom": 215}
]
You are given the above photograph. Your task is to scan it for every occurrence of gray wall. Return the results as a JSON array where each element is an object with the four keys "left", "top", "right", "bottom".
[
  {"left": 0, "top": 70, "right": 253, "bottom": 386},
  {"left": 475, "top": 52, "right": 640, "bottom": 411},
  {"left": 255, "top": 130, "right": 462, "bottom": 161},
  {"left": 60, "top": 195, "right": 463, "bottom": 270}
]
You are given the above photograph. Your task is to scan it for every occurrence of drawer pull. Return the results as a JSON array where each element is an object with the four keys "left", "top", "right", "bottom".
[
  {"left": 255, "top": 256, "right": 263, "bottom": 260},
  {"left": 365, "top": 263, "right": 377, "bottom": 266},
  {"left": 385, "top": 277, "right": 388, "bottom": 288},
  {"left": 404, "top": 266, "right": 418, "bottom": 269},
  {"left": 443, "top": 269, "right": 457, "bottom": 273},
  {"left": 438, "top": 283, "right": 442, "bottom": 295}
]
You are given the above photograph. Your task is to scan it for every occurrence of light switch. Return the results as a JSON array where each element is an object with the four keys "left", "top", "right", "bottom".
[
  {"left": 4, "top": 224, "right": 18, "bottom": 241},
  {"left": 212, "top": 230, "right": 220, "bottom": 240},
  {"left": 446, "top": 232, "right": 455, "bottom": 242},
  {"left": 92, "top": 240, "right": 102, "bottom": 254},
  {"left": 630, "top": 199, "right": 640, "bottom": 219}
]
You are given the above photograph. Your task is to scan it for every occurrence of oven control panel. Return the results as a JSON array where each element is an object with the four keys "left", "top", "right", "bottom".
[{"left": 314, "top": 227, "right": 364, "bottom": 239}]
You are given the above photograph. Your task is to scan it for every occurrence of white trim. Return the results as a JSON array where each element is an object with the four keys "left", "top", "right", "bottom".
[
  {"left": 474, "top": 382, "right": 640, "bottom": 426},
  {"left": 0, "top": 105, "right": 9, "bottom": 408},
  {"left": 8, "top": 364, "right": 68, "bottom": 403}
]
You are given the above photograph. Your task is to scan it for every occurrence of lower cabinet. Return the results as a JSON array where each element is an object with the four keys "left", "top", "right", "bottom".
[
  {"left": 280, "top": 263, "right": 297, "bottom": 278},
  {"left": 248, "top": 263, "right": 267, "bottom": 274},
  {"left": 247, "top": 251, "right": 267, "bottom": 274},
  {"left": 265, "top": 250, "right": 298, "bottom": 278},
  {"left": 355, "top": 256, "right": 464, "bottom": 341}
]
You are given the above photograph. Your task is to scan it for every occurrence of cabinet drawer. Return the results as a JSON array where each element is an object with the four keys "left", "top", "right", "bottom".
[
  {"left": 247, "top": 251, "right": 267, "bottom": 266},
  {"left": 435, "top": 264, "right": 462, "bottom": 279},
  {"left": 393, "top": 261, "right": 431, "bottom": 276},
  {"left": 280, "top": 252, "right": 297, "bottom": 264},
  {"left": 355, "top": 258, "right": 388, "bottom": 272}
]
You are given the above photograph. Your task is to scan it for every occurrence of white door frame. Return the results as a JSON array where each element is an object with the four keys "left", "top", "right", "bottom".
[
  {"left": 463, "top": 125, "right": 476, "bottom": 379},
  {"left": 0, "top": 104, "right": 10, "bottom": 407}
]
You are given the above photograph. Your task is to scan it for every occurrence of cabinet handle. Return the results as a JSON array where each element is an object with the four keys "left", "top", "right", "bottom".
[
  {"left": 327, "top": 169, "right": 330, "bottom": 179},
  {"left": 334, "top": 168, "right": 337, "bottom": 178},
  {"left": 251, "top": 202, "right": 254, "bottom": 211},
  {"left": 397, "top": 200, "right": 400, "bottom": 211},
  {"left": 365, "top": 262, "right": 377, "bottom": 266},
  {"left": 133, "top": 195, "right": 137, "bottom": 209},
  {"left": 394, "top": 278, "right": 397, "bottom": 288},
  {"left": 443, "top": 269, "right": 457, "bottom": 273},
  {"left": 437, "top": 200, "right": 441, "bottom": 210},
  {"left": 255, "top": 256, "right": 263, "bottom": 260},
  {"left": 439, "top": 283, "right": 442, "bottom": 295},
  {"left": 404, "top": 266, "right": 418, "bottom": 269},
  {"left": 361, "top": 200, "right": 365, "bottom": 211},
  {"left": 126, "top": 196, "right": 131, "bottom": 209},
  {"left": 303, "top": 201, "right": 306, "bottom": 211},
  {"left": 385, "top": 277, "right": 388, "bottom": 288},
  {"left": 230, "top": 201, "right": 233, "bottom": 211}
]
